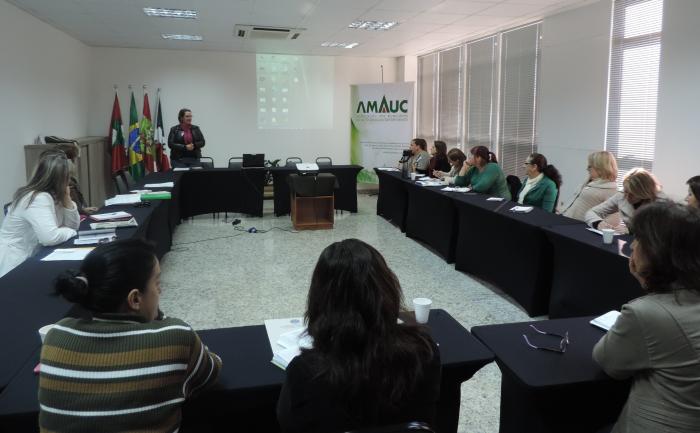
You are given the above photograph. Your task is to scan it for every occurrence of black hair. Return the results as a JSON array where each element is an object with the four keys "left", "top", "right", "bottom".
[
  {"left": 687, "top": 176, "right": 700, "bottom": 202},
  {"left": 632, "top": 202, "right": 700, "bottom": 295},
  {"left": 178, "top": 108, "right": 192, "bottom": 123},
  {"left": 529, "top": 153, "right": 562, "bottom": 189},
  {"left": 305, "top": 239, "right": 434, "bottom": 415},
  {"left": 411, "top": 138, "right": 428, "bottom": 151},
  {"left": 471, "top": 145, "right": 498, "bottom": 164},
  {"left": 433, "top": 141, "right": 447, "bottom": 157},
  {"left": 55, "top": 239, "right": 158, "bottom": 313}
]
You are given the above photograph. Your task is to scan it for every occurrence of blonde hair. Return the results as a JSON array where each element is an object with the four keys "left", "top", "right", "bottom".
[
  {"left": 623, "top": 168, "right": 660, "bottom": 202},
  {"left": 588, "top": 151, "right": 618, "bottom": 181}
]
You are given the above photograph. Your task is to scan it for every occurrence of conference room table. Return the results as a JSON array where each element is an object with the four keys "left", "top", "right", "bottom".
[
  {"left": 543, "top": 225, "right": 643, "bottom": 318},
  {"left": 472, "top": 317, "right": 631, "bottom": 433},
  {"left": 270, "top": 165, "right": 363, "bottom": 216},
  {"left": 0, "top": 309, "right": 494, "bottom": 433},
  {"left": 375, "top": 169, "right": 410, "bottom": 232}
]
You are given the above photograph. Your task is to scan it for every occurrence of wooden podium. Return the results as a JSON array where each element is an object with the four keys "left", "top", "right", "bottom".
[{"left": 289, "top": 173, "right": 336, "bottom": 231}]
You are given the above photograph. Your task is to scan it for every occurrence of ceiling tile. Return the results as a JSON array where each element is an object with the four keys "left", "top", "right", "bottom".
[
  {"left": 372, "top": 0, "right": 445, "bottom": 13},
  {"left": 408, "top": 13, "right": 466, "bottom": 25},
  {"left": 429, "top": 1, "right": 499, "bottom": 15},
  {"left": 479, "top": 2, "right": 547, "bottom": 17}
]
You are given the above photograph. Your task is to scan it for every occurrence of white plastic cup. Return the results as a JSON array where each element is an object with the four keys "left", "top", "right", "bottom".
[
  {"left": 602, "top": 228, "right": 615, "bottom": 245},
  {"left": 410, "top": 172, "right": 418, "bottom": 180},
  {"left": 38, "top": 324, "right": 56, "bottom": 343},
  {"left": 413, "top": 298, "right": 432, "bottom": 324}
]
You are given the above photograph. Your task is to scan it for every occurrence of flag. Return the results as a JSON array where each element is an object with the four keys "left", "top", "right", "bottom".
[
  {"left": 128, "top": 90, "right": 144, "bottom": 180},
  {"left": 154, "top": 92, "right": 171, "bottom": 171},
  {"left": 140, "top": 91, "right": 156, "bottom": 174},
  {"left": 108, "top": 92, "right": 127, "bottom": 174}
]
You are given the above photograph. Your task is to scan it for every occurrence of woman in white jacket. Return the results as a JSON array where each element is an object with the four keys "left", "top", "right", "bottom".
[
  {"left": 0, "top": 151, "right": 80, "bottom": 277},
  {"left": 433, "top": 148, "right": 467, "bottom": 185},
  {"left": 561, "top": 151, "right": 620, "bottom": 225}
]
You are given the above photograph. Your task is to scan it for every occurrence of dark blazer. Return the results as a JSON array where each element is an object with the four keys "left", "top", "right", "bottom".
[
  {"left": 428, "top": 154, "right": 451, "bottom": 177},
  {"left": 277, "top": 343, "right": 441, "bottom": 433},
  {"left": 167, "top": 124, "right": 205, "bottom": 160}
]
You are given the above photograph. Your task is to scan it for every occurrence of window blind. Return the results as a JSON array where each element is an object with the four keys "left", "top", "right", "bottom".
[
  {"left": 605, "top": 0, "right": 663, "bottom": 185},
  {"left": 498, "top": 23, "right": 541, "bottom": 178},
  {"left": 466, "top": 36, "right": 498, "bottom": 149},
  {"left": 417, "top": 54, "right": 437, "bottom": 143},
  {"left": 437, "top": 46, "right": 464, "bottom": 147}
]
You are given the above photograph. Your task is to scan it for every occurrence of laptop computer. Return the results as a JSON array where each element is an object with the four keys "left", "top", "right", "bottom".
[{"left": 242, "top": 153, "right": 265, "bottom": 168}]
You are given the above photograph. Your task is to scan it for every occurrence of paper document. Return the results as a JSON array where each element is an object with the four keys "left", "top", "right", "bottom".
[
  {"left": 376, "top": 167, "right": 400, "bottom": 172},
  {"left": 510, "top": 206, "right": 533, "bottom": 213},
  {"left": 416, "top": 180, "right": 446, "bottom": 187},
  {"left": 442, "top": 187, "right": 470, "bottom": 193},
  {"left": 173, "top": 167, "right": 190, "bottom": 172},
  {"left": 42, "top": 248, "right": 94, "bottom": 261},
  {"left": 89, "top": 217, "right": 138, "bottom": 230},
  {"left": 90, "top": 211, "right": 132, "bottom": 222},
  {"left": 144, "top": 182, "right": 174, "bottom": 188},
  {"left": 74, "top": 228, "right": 116, "bottom": 245},
  {"left": 586, "top": 227, "right": 604, "bottom": 235},
  {"left": 264, "top": 318, "right": 313, "bottom": 370},
  {"left": 487, "top": 197, "right": 505, "bottom": 202},
  {"left": 590, "top": 310, "right": 621, "bottom": 331},
  {"left": 105, "top": 194, "right": 141, "bottom": 206}
]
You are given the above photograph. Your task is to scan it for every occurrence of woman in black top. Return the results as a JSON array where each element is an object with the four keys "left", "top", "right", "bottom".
[
  {"left": 167, "top": 108, "right": 205, "bottom": 166},
  {"left": 277, "top": 239, "right": 441, "bottom": 433},
  {"left": 428, "top": 140, "right": 451, "bottom": 177}
]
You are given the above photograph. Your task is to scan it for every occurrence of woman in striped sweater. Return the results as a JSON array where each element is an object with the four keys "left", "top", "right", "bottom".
[{"left": 38, "top": 239, "right": 221, "bottom": 433}]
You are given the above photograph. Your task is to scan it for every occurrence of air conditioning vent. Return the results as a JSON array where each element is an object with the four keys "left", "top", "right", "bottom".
[{"left": 234, "top": 25, "right": 305, "bottom": 40}]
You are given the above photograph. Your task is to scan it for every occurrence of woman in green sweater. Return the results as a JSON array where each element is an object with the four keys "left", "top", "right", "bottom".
[
  {"left": 517, "top": 153, "right": 562, "bottom": 212},
  {"left": 454, "top": 146, "right": 511, "bottom": 200}
]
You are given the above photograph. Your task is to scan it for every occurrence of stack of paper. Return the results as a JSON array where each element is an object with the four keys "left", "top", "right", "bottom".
[
  {"left": 74, "top": 228, "right": 116, "bottom": 245},
  {"left": 105, "top": 194, "right": 141, "bottom": 206},
  {"left": 173, "top": 167, "right": 190, "bottom": 172},
  {"left": 441, "top": 187, "right": 470, "bottom": 193},
  {"left": 376, "top": 167, "right": 400, "bottom": 172},
  {"left": 89, "top": 218, "right": 138, "bottom": 230},
  {"left": 42, "top": 248, "right": 94, "bottom": 261},
  {"left": 90, "top": 211, "right": 133, "bottom": 222},
  {"left": 264, "top": 318, "right": 313, "bottom": 370},
  {"left": 416, "top": 180, "right": 445, "bottom": 187},
  {"left": 487, "top": 197, "right": 505, "bottom": 202},
  {"left": 144, "top": 182, "right": 174, "bottom": 188},
  {"left": 590, "top": 310, "right": 621, "bottom": 331},
  {"left": 510, "top": 206, "right": 534, "bottom": 213}
]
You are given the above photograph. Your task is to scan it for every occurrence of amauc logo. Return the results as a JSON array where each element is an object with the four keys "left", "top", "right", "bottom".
[{"left": 356, "top": 95, "right": 408, "bottom": 114}]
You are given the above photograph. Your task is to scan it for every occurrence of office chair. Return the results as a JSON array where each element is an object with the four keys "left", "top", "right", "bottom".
[
  {"left": 228, "top": 157, "right": 243, "bottom": 169},
  {"left": 200, "top": 156, "right": 215, "bottom": 169},
  {"left": 286, "top": 157, "right": 303, "bottom": 167},
  {"left": 114, "top": 172, "right": 129, "bottom": 194},
  {"left": 316, "top": 156, "right": 333, "bottom": 166},
  {"left": 121, "top": 170, "right": 137, "bottom": 191},
  {"left": 345, "top": 421, "right": 436, "bottom": 433},
  {"left": 506, "top": 175, "right": 522, "bottom": 202}
]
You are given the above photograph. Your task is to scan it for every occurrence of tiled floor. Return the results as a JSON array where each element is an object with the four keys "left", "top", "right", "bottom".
[{"left": 159, "top": 194, "right": 532, "bottom": 433}]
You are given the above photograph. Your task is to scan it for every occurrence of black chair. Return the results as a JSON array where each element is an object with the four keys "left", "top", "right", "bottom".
[
  {"left": 121, "top": 170, "right": 136, "bottom": 191},
  {"left": 506, "top": 175, "right": 522, "bottom": 202},
  {"left": 286, "top": 157, "right": 303, "bottom": 167},
  {"left": 114, "top": 172, "right": 128, "bottom": 194},
  {"left": 200, "top": 157, "right": 214, "bottom": 169},
  {"left": 228, "top": 157, "right": 243, "bottom": 169},
  {"left": 345, "top": 422, "right": 436, "bottom": 433},
  {"left": 316, "top": 156, "right": 332, "bottom": 166}
]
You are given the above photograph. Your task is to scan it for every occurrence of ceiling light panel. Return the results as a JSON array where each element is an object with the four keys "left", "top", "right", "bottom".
[
  {"left": 321, "top": 42, "right": 360, "bottom": 48},
  {"left": 144, "top": 8, "right": 198, "bottom": 19},
  {"left": 162, "top": 34, "right": 203, "bottom": 41},
  {"left": 348, "top": 21, "right": 398, "bottom": 31}
]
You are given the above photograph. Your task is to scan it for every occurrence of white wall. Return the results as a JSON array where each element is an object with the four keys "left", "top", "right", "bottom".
[
  {"left": 87, "top": 48, "right": 397, "bottom": 167},
  {"left": 536, "top": 0, "right": 612, "bottom": 207},
  {"left": 654, "top": 0, "right": 700, "bottom": 199},
  {"left": 0, "top": 0, "right": 90, "bottom": 206}
]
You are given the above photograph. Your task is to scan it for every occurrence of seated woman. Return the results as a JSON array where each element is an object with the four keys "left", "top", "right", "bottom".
[
  {"left": 593, "top": 202, "right": 700, "bottom": 433},
  {"left": 686, "top": 175, "right": 700, "bottom": 208},
  {"left": 52, "top": 143, "right": 98, "bottom": 215},
  {"left": 454, "top": 146, "right": 511, "bottom": 199},
  {"left": 0, "top": 151, "right": 80, "bottom": 277},
  {"left": 277, "top": 239, "right": 441, "bottom": 433},
  {"left": 585, "top": 168, "right": 664, "bottom": 234},
  {"left": 517, "top": 153, "right": 561, "bottom": 212},
  {"left": 434, "top": 148, "right": 467, "bottom": 185},
  {"left": 39, "top": 239, "right": 222, "bottom": 433},
  {"left": 427, "top": 140, "right": 450, "bottom": 177},
  {"left": 561, "top": 151, "right": 619, "bottom": 224}
]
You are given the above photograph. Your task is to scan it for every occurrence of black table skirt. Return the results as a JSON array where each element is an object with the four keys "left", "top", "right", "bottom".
[
  {"left": 544, "top": 225, "right": 643, "bottom": 318},
  {"left": 179, "top": 168, "right": 266, "bottom": 217},
  {"left": 472, "top": 317, "right": 630, "bottom": 433},
  {"left": 271, "top": 165, "right": 363, "bottom": 216},
  {"left": 375, "top": 170, "right": 409, "bottom": 232},
  {"left": 0, "top": 310, "right": 493, "bottom": 433},
  {"left": 404, "top": 183, "right": 458, "bottom": 262}
]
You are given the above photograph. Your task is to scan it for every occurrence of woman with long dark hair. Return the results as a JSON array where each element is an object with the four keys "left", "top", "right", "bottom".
[
  {"left": 593, "top": 202, "right": 700, "bottom": 432},
  {"left": 686, "top": 175, "right": 700, "bottom": 208},
  {"left": 0, "top": 150, "right": 80, "bottom": 277},
  {"left": 454, "top": 146, "right": 511, "bottom": 199},
  {"left": 277, "top": 239, "right": 441, "bottom": 433},
  {"left": 428, "top": 140, "right": 450, "bottom": 177},
  {"left": 434, "top": 148, "right": 467, "bottom": 184},
  {"left": 517, "top": 153, "right": 562, "bottom": 212}
]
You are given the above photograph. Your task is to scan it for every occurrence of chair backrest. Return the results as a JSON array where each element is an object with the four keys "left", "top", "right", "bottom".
[
  {"left": 506, "top": 175, "right": 522, "bottom": 202},
  {"left": 121, "top": 171, "right": 136, "bottom": 191},
  {"left": 286, "top": 157, "right": 303, "bottom": 167},
  {"left": 200, "top": 156, "right": 214, "bottom": 169},
  {"left": 228, "top": 157, "right": 243, "bottom": 169},
  {"left": 316, "top": 156, "right": 332, "bottom": 166},
  {"left": 345, "top": 421, "right": 436, "bottom": 433},
  {"left": 114, "top": 172, "right": 128, "bottom": 194}
]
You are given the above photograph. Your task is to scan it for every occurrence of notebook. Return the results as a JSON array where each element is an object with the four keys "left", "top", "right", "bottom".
[
  {"left": 264, "top": 318, "right": 313, "bottom": 370},
  {"left": 590, "top": 310, "right": 621, "bottom": 331}
]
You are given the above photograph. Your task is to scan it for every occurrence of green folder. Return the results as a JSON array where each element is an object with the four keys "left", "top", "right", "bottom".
[{"left": 140, "top": 192, "right": 172, "bottom": 201}]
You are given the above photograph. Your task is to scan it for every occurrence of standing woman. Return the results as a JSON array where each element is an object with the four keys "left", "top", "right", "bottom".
[
  {"left": 454, "top": 146, "right": 511, "bottom": 199},
  {"left": 168, "top": 108, "right": 205, "bottom": 167},
  {"left": 428, "top": 140, "right": 451, "bottom": 177},
  {"left": 593, "top": 203, "right": 700, "bottom": 433},
  {"left": 561, "top": 151, "right": 619, "bottom": 223},
  {"left": 434, "top": 148, "right": 466, "bottom": 185},
  {"left": 517, "top": 153, "right": 562, "bottom": 212},
  {"left": 686, "top": 176, "right": 700, "bottom": 208},
  {"left": 0, "top": 151, "right": 80, "bottom": 277},
  {"left": 277, "top": 239, "right": 441, "bottom": 433}
]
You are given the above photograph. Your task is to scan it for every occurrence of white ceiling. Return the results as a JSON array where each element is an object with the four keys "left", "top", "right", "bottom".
[{"left": 9, "top": 0, "right": 594, "bottom": 57}]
